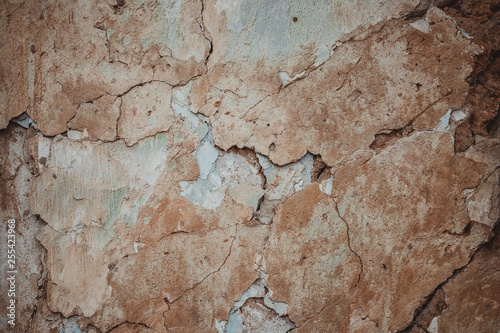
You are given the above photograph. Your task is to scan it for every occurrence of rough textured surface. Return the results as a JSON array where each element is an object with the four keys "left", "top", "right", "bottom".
[{"left": 1, "top": 0, "right": 500, "bottom": 332}]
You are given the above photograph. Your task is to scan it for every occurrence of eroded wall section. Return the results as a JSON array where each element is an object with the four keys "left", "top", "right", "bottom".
[{"left": 1, "top": 0, "right": 499, "bottom": 332}]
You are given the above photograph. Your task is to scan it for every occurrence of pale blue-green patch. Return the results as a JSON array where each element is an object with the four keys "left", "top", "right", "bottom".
[
  {"left": 195, "top": 122, "right": 209, "bottom": 140},
  {"left": 133, "top": 132, "right": 168, "bottom": 161},
  {"left": 72, "top": 324, "right": 82, "bottom": 333},
  {"left": 224, "top": 0, "right": 337, "bottom": 63},
  {"left": 102, "top": 188, "right": 128, "bottom": 235},
  {"left": 227, "top": 185, "right": 264, "bottom": 211},
  {"left": 122, "top": 35, "right": 131, "bottom": 46},
  {"left": 123, "top": 10, "right": 130, "bottom": 22},
  {"left": 141, "top": 38, "right": 151, "bottom": 48},
  {"left": 97, "top": 61, "right": 115, "bottom": 79},
  {"left": 106, "top": 28, "right": 115, "bottom": 39},
  {"left": 121, "top": 196, "right": 147, "bottom": 227},
  {"left": 88, "top": 225, "right": 113, "bottom": 250}
]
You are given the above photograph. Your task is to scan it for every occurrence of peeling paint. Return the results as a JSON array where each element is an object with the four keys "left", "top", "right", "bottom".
[
  {"left": 2, "top": 1, "right": 499, "bottom": 332},
  {"left": 428, "top": 316, "right": 439, "bottom": 333},
  {"left": 410, "top": 18, "right": 430, "bottom": 33},
  {"left": 221, "top": 276, "right": 295, "bottom": 333}
]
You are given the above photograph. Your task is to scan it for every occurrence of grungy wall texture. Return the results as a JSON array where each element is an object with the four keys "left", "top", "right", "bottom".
[{"left": 1, "top": 0, "right": 500, "bottom": 332}]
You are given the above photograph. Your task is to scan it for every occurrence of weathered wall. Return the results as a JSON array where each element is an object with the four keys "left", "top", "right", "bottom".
[{"left": 1, "top": 0, "right": 499, "bottom": 332}]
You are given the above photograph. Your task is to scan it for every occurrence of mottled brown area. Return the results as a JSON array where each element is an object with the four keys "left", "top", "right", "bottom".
[
  {"left": 68, "top": 94, "right": 120, "bottom": 141},
  {"left": 454, "top": 121, "right": 475, "bottom": 152},
  {"left": 266, "top": 185, "right": 360, "bottom": 327},
  {"left": 332, "top": 131, "right": 492, "bottom": 331},
  {"left": 437, "top": 230, "right": 500, "bottom": 332},
  {"left": 195, "top": 13, "right": 482, "bottom": 166},
  {"left": 445, "top": 0, "right": 500, "bottom": 144},
  {"left": 0, "top": 2, "right": 29, "bottom": 129},
  {"left": 370, "top": 126, "right": 414, "bottom": 153},
  {"left": 407, "top": 227, "right": 500, "bottom": 333}
]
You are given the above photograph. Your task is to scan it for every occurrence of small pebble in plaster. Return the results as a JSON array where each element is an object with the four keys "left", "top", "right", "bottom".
[
  {"left": 451, "top": 109, "right": 467, "bottom": 122},
  {"left": 410, "top": 18, "right": 430, "bottom": 33}
]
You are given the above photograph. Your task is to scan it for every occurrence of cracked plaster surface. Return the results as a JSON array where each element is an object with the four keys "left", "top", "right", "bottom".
[{"left": 1, "top": 0, "right": 500, "bottom": 332}]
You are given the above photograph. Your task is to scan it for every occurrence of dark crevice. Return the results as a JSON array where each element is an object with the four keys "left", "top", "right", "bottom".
[
  {"left": 23, "top": 233, "right": 48, "bottom": 333},
  {"left": 105, "top": 321, "right": 150, "bottom": 333},
  {"left": 112, "top": 0, "right": 126, "bottom": 15},
  {"left": 486, "top": 104, "right": 500, "bottom": 135},
  {"left": 370, "top": 125, "right": 414, "bottom": 153},
  {"left": 332, "top": 198, "right": 364, "bottom": 288},
  {"left": 199, "top": 0, "right": 213, "bottom": 67},
  {"left": 398, "top": 220, "right": 500, "bottom": 332},
  {"left": 442, "top": 221, "right": 472, "bottom": 237},
  {"left": 311, "top": 154, "right": 329, "bottom": 182},
  {"left": 450, "top": 0, "right": 500, "bottom": 139},
  {"left": 85, "top": 324, "right": 103, "bottom": 333}
]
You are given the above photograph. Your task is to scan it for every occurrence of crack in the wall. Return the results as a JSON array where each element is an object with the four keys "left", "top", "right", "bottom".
[
  {"left": 368, "top": 91, "right": 455, "bottom": 154},
  {"left": 61, "top": 74, "right": 210, "bottom": 146},
  {"left": 163, "top": 235, "right": 236, "bottom": 332},
  {"left": 23, "top": 226, "right": 48, "bottom": 333},
  {"left": 199, "top": 0, "right": 213, "bottom": 67},
  {"left": 398, "top": 221, "right": 500, "bottom": 332},
  {"left": 166, "top": 236, "right": 236, "bottom": 306},
  {"left": 104, "top": 321, "right": 151, "bottom": 333},
  {"left": 332, "top": 198, "right": 364, "bottom": 288},
  {"left": 216, "top": 274, "right": 296, "bottom": 333},
  {"left": 11, "top": 112, "right": 39, "bottom": 131},
  {"left": 3, "top": 1, "right": 499, "bottom": 332},
  {"left": 463, "top": 165, "right": 500, "bottom": 227},
  {"left": 370, "top": 125, "right": 415, "bottom": 153},
  {"left": 292, "top": 295, "right": 345, "bottom": 330},
  {"left": 278, "top": 41, "right": 343, "bottom": 89}
]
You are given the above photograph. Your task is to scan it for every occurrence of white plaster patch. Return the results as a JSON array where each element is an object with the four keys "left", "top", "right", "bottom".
[
  {"left": 279, "top": 42, "right": 342, "bottom": 86},
  {"left": 428, "top": 316, "right": 439, "bottom": 333},
  {"left": 215, "top": 319, "right": 227, "bottom": 333},
  {"left": 13, "top": 112, "right": 38, "bottom": 129},
  {"left": 196, "top": 139, "right": 219, "bottom": 180},
  {"left": 410, "top": 18, "right": 430, "bottom": 33},
  {"left": 319, "top": 176, "right": 334, "bottom": 195},
  {"left": 67, "top": 128, "right": 89, "bottom": 140},
  {"left": 257, "top": 152, "right": 314, "bottom": 197},
  {"left": 216, "top": 151, "right": 262, "bottom": 187},
  {"left": 255, "top": 153, "right": 316, "bottom": 224},
  {"left": 58, "top": 317, "right": 83, "bottom": 333},
  {"left": 221, "top": 275, "right": 294, "bottom": 333},
  {"left": 314, "top": 41, "right": 342, "bottom": 67},
  {"left": 179, "top": 180, "right": 227, "bottom": 210},
  {"left": 180, "top": 121, "right": 266, "bottom": 210},
  {"left": 451, "top": 109, "right": 467, "bottom": 122},
  {"left": 172, "top": 82, "right": 208, "bottom": 139},
  {"left": 279, "top": 70, "right": 306, "bottom": 86},
  {"left": 263, "top": 294, "right": 288, "bottom": 316},
  {"left": 70, "top": 224, "right": 84, "bottom": 243},
  {"left": 453, "top": 19, "right": 472, "bottom": 39}
]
